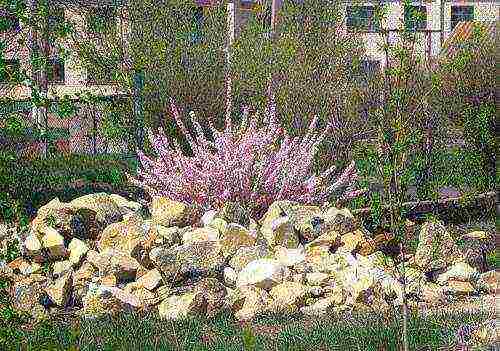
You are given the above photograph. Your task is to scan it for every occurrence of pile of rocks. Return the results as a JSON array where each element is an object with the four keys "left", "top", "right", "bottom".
[{"left": 0, "top": 193, "right": 497, "bottom": 325}]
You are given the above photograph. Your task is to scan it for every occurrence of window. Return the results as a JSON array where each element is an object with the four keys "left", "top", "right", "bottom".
[
  {"left": 87, "top": 6, "right": 117, "bottom": 34},
  {"left": 451, "top": 6, "right": 474, "bottom": 30},
  {"left": 404, "top": 5, "right": 426, "bottom": 31},
  {"left": 47, "top": 58, "right": 65, "bottom": 84},
  {"left": 347, "top": 6, "right": 380, "bottom": 31},
  {"left": 0, "top": 9, "right": 20, "bottom": 32},
  {"left": 0, "top": 59, "right": 20, "bottom": 83}
]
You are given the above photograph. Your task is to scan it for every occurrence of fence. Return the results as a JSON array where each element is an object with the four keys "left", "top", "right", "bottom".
[{"left": 0, "top": 95, "right": 137, "bottom": 158}]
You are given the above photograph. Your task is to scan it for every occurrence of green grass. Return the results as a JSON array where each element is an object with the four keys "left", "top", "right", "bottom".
[{"left": 0, "top": 307, "right": 492, "bottom": 351}]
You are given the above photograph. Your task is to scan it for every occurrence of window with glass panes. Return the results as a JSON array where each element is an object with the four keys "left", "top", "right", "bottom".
[
  {"left": 347, "top": 6, "right": 380, "bottom": 31},
  {"left": 451, "top": 6, "right": 474, "bottom": 30},
  {"left": 47, "top": 58, "right": 65, "bottom": 84}
]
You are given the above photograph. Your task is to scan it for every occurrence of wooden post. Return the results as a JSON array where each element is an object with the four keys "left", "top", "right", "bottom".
[{"left": 225, "top": 2, "right": 235, "bottom": 129}]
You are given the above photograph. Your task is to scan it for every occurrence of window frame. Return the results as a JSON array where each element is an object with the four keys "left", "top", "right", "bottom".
[
  {"left": 404, "top": 5, "right": 427, "bottom": 31},
  {"left": 47, "top": 58, "right": 65, "bottom": 84},
  {"left": 450, "top": 5, "right": 474, "bottom": 31},
  {"left": 346, "top": 6, "right": 381, "bottom": 32}
]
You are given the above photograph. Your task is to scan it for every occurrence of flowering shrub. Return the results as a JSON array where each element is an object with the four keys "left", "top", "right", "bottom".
[{"left": 129, "top": 97, "right": 366, "bottom": 219}]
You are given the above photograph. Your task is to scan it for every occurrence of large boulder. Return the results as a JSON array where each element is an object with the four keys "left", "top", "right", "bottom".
[
  {"left": 231, "top": 286, "right": 272, "bottom": 321},
  {"left": 457, "top": 231, "right": 495, "bottom": 273},
  {"left": 191, "top": 277, "right": 228, "bottom": 318},
  {"left": 215, "top": 201, "right": 251, "bottom": 227},
  {"left": 149, "top": 241, "right": 225, "bottom": 283},
  {"left": 414, "top": 220, "right": 463, "bottom": 272},
  {"left": 182, "top": 227, "right": 219, "bottom": 245},
  {"left": 81, "top": 283, "right": 141, "bottom": 318},
  {"left": 229, "top": 245, "right": 271, "bottom": 272},
  {"left": 109, "top": 194, "right": 143, "bottom": 216},
  {"left": 97, "top": 213, "right": 149, "bottom": 255},
  {"left": 260, "top": 216, "right": 301, "bottom": 250},
  {"left": 69, "top": 193, "right": 123, "bottom": 229},
  {"left": 219, "top": 223, "right": 257, "bottom": 258},
  {"left": 86, "top": 249, "right": 141, "bottom": 282},
  {"left": 157, "top": 292, "right": 200, "bottom": 320},
  {"left": 149, "top": 197, "right": 194, "bottom": 227},
  {"left": 268, "top": 281, "right": 308, "bottom": 313},
  {"left": 436, "top": 262, "right": 479, "bottom": 285},
  {"left": 236, "top": 258, "right": 289, "bottom": 290},
  {"left": 44, "top": 271, "right": 73, "bottom": 307}
]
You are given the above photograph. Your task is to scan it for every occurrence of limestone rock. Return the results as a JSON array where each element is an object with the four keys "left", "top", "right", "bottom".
[
  {"left": 437, "top": 262, "right": 479, "bottom": 285},
  {"left": 97, "top": 214, "right": 148, "bottom": 255},
  {"left": 68, "top": 238, "right": 88, "bottom": 266},
  {"left": 236, "top": 258, "right": 288, "bottom": 290},
  {"left": 53, "top": 260, "right": 73, "bottom": 277},
  {"left": 88, "top": 249, "right": 141, "bottom": 282},
  {"left": 223, "top": 266, "right": 238, "bottom": 287},
  {"left": 201, "top": 210, "right": 217, "bottom": 227},
  {"left": 150, "top": 241, "right": 224, "bottom": 283},
  {"left": 268, "top": 281, "right": 308, "bottom": 313},
  {"left": 109, "top": 194, "right": 143, "bottom": 215},
  {"left": 136, "top": 268, "right": 163, "bottom": 291},
  {"left": 182, "top": 227, "right": 219, "bottom": 245},
  {"left": 158, "top": 293, "right": 198, "bottom": 320},
  {"left": 41, "top": 227, "right": 68, "bottom": 259},
  {"left": 220, "top": 223, "right": 256, "bottom": 258},
  {"left": 414, "top": 220, "right": 462, "bottom": 272},
  {"left": 273, "top": 245, "right": 306, "bottom": 267},
  {"left": 70, "top": 193, "right": 123, "bottom": 229},
  {"left": 300, "top": 296, "right": 340, "bottom": 317},
  {"left": 11, "top": 277, "right": 42, "bottom": 313},
  {"left": 24, "top": 232, "right": 43, "bottom": 259},
  {"left": 150, "top": 196, "right": 193, "bottom": 227},
  {"left": 192, "top": 277, "right": 228, "bottom": 318},
  {"left": 216, "top": 201, "right": 250, "bottom": 227},
  {"left": 81, "top": 284, "right": 141, "bottom": 318},
  {"left": 420, "top": 283, "right": 447, "bottom": 305},
  {"left": 260, "top": 216, "right": 300, "bottom": 250},
  {"left": 476, "top": 270, "right": 499, "bottom": 294},
  {"left": 149, "top": 224, "right": 181, "bottom": 247},
  {"left": 45, "top": 272, "right": 73, "bottom": 306},
  {"left": 233, "top": 286, "right": 271, "bottom": 321},
  {"left": 229, "top": 245, "right": 271, "bottom": 272},
  {"left": 305, "top": 272, "right": 330, "bottom": 286}
]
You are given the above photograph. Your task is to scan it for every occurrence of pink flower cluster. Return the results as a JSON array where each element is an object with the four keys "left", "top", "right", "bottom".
[{"left": 128, "top": 97, "right": 365, "bottom": 219}]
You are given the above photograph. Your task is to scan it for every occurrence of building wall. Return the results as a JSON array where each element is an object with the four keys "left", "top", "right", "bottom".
[{"left": 341, "top": 0, "right": 499, "bottom": 66}]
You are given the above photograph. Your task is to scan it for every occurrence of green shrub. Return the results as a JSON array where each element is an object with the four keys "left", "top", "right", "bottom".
[{"left": 0, "top": 153, "right": 139, "bottom": 222}]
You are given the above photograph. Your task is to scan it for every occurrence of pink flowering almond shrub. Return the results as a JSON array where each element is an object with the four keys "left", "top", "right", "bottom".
[{"left": 128, "top": 96, "right": 367, "bottom": 220}]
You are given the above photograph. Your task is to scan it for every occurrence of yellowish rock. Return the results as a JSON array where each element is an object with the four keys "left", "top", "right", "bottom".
[
  {"left": 136, "top": 268, "right": 163, "bottom": 291},
  {"left": 45, "top": 272, "right": 73, "bottom": 306},
  {"left": 150, "top": 197, "right": 191, "bottom": 227},
  {"left": 182, "top": 227, "right": 219, "bottom": 245},
  {"left": 447, "top": 280, "right": 475, "bottom": 295},
  {"left": 53, "top": 260, "right": 73, "bottom": 277},
  {"left": 305, "top": 272, "right": 330, "bottom": 286},
  {"left": 220, "top": 223, "right": 256, "bottom": 258},
  {"left": 340, "top": 230, "right": 366, "bottom": 253},
  {"left": 68, "top": 238, "right": 89, "bottom": 265},
  {"left": 41, "top": 227, "right": 67, "bottom": 259},
  {"left": 158, "top": 293, "right": 198, "bottom": 320},
  {"left": 268, "top": 281, "right": 308, "bottom": 313}
]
